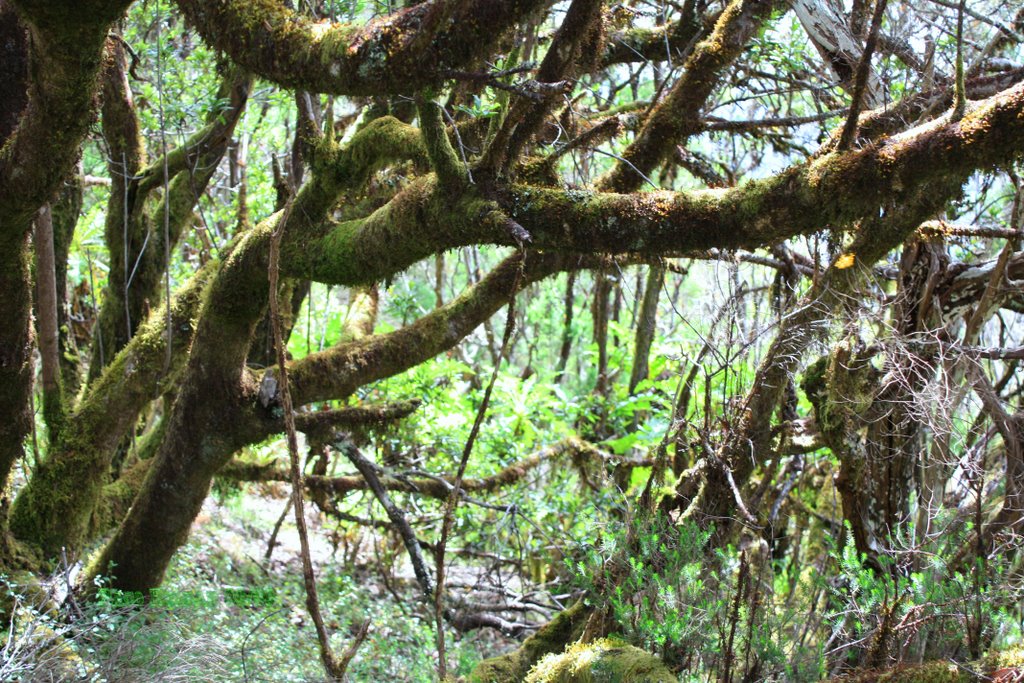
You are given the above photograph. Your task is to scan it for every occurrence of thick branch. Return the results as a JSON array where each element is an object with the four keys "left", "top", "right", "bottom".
[
  {"left": 286, "top": 252, "right": 575, "bottom": 406},
  {"left": 9, "top": 262, "right": 213, "bottom": 555},
  {"left": 175, "top": 0, "right": 549, "bottom": 97},
  {"left": 0, "top": 1, "right": 28, "bottom": 145},
  {"left": 244, "top": 401, "right": 422, "bottom": 443},
  {"left": 273, "top": 83, "right": 1024, "bottom": 291},
  {"left": 81, "top": 116, "right": 432, "bottom": 590}
]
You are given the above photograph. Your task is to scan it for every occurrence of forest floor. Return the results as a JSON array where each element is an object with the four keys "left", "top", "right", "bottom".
[
  {"left": 6, "top": 483, "right": 529, "bottom": 681},
  {"left": 157, "top": 484, "right": 524, "bottom": 680}
]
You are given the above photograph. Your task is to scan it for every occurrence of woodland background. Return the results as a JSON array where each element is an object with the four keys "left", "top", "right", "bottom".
[{"left": 1, "top": 0, "right": 1024, "bottom": 680}]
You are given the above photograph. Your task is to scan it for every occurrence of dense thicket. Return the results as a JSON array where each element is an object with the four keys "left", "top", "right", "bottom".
[{"left": 2, "top": 0, "right": 1024, "bottom": 680}]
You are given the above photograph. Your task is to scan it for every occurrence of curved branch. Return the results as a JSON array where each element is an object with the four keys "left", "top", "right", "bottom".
[
  {"left": 79, "top": 78, "right": 1024, "bottom": 594},
  {"left": 251, "top": 400, "right": 423, "bottom": 439},
  {"left": 599, "top": 0, "right": 779, "bottom": 192},
  {"left": 175, "top": 0, "right": 550, "bottom": 97},
  {"left": 273, "top": 82, "right": 1024, "bottom": 291},
  {"left": 286, "top": 252, "right": 574, "bottom": 406},
  {"left": 10, "top": 262, "right": 215, "bottom": 555}
]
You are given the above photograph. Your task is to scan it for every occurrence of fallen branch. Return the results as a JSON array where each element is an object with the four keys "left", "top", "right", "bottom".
[{"left": 219, "top": 438, "right": 617, "bottom": 501}]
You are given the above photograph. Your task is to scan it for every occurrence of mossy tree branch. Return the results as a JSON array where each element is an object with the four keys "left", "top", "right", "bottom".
[
  {"left": 89, "top": 61, "right": 252, "bottom": 380},
  {"left": 416, "top": 95, "right": 468, "bottom": 192},
  {"left": 470, "top": 601, "right": 589, "bottom": 683},
  {"left": 220, "top": 438, "right": 607, "bottom": 505},
  {"left": 270, "top": 80, "right": 1024, "bottom": 291},
  {"left": 86, "top": 243, "right": 603, "bottom": 593},
  {"left": 0, "top": 1, "right": 28, "bottom": 145},
  {"left": 284, "top": 252, "right": 575, "bottom": 407},
  {"left": 598, "top": 0, "right": 778, "bottom": 193},
  {"left": 174, "top": 0, "right": 551, "bottom": 97},
  {"left": 0, "top": 0, "right": 133, "bottom": 232}
]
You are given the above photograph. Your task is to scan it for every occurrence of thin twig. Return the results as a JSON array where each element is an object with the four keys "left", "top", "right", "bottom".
[
  {"left": 263, "top": 497, "right": 292, "bottom": 563},
  {"left": 268, "top": 194, "right": 345, "bottom": 681}
]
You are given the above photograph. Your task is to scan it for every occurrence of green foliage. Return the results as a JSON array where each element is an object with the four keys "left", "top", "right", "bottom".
[
  {"left": 568, "top": 516, "right": 734, "bottom": 671},
  {"left": 822, "top": 521, "right": 1024, "bottom": 667}
]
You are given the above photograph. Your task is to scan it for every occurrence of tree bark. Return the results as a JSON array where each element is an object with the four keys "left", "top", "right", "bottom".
[
  {"left": 629, "top": 264, "right": 665, "bottom": 394},
  {"left": 33, "top": 204, "right": 64, "bottom": 437}
]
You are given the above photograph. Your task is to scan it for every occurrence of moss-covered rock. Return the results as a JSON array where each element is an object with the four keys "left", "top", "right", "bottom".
[
  {"left": 471, "top": 601, "right": 589, "bottom": 683},
  {"left": 524, "top": 638, "right": 676, "bottom": 683}
]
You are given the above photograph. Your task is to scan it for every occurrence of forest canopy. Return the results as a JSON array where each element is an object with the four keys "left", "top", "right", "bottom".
[{"left": 2, "top": 0, "right": 1024, "bottom": 680}]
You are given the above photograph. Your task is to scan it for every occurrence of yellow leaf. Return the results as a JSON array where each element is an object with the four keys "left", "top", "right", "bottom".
[{"left": 835, "top": 253, "right": 855, "bottom": 269}]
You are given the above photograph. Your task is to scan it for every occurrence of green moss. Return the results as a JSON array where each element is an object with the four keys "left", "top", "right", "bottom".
[
  {"left": 90, "top": 456, "right": 153, "bottom": 539},
  {"left": 981, "top": 648, "right": 1024, "bottom": 672},
  {"left": 326, "top": 115, "right": 427, "bottom": 186},
  {"left": 416, "top": 96, "right": 467, "bottom": 191},
  {"left": 827, "top": 649, "right": 1024, "bottom": 682},
  {"left": 8, "top": 266, "right": 210, "bottom": 558},
  {"left": 801, "top": 356, "right": 829, "bottom": 411},
  {"left": 875, "top": 661, "right": 967, "bottom": 683},
  {"left": 525, "top": 638, "right": 676, "bottom": 683}
]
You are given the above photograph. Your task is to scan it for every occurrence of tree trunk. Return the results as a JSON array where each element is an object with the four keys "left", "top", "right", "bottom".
[
  {"left": 555, "top": 270, "right": 576, "bottom": 384},
  {"left": 33, "top": 204, "right": 64, "bottom": 437},
  {"left": 628, "top": 264, "right": 665, "bottom": 394},
  {"left": 0, "top": 233, "right": 34, "bottom": 494}
]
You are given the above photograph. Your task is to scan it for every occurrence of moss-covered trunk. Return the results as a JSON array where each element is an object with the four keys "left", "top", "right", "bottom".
[
  {"left": 471, "top": 601, "right": 590, "bottom": 682},
  {"left": 0, "top": 0, "right": 133, "bottom": 528},
  {"left": 85, "top": 224, "right": 271, "bottom": 590},
  {"left": 0, "top": 233, "right": 34, "bottom": 496},
  {"left": 9, "top": 266, "right": 211, "bottom": 557}
]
